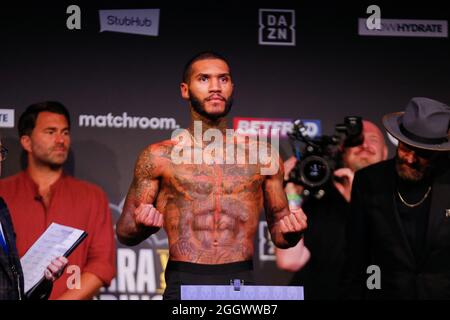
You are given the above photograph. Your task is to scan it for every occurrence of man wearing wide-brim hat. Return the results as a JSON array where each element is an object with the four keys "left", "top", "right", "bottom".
[{"left": 342, "top": 97, "right": 450, "bottom": 299}]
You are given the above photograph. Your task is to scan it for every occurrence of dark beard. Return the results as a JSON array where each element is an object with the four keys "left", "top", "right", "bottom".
[
  {"left": 189, "top": 90, "right": 233, "bottom": 121},
  {"left": 395, "top": 156, "right": 429, "bottom": 182}
]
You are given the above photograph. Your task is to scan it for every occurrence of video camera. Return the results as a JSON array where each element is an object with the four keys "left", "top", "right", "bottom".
[{"left": 286, "top": 116, "right": 363, "bottom": 200}]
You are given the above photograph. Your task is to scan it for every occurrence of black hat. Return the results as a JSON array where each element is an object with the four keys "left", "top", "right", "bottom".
[{"left": 383, "top": 97, "right": 450, "bottom": 151}]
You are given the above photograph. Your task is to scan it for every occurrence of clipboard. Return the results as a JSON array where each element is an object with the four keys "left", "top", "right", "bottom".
[{"left": 20, "top": 223, "right": 88, "bottom": 297}]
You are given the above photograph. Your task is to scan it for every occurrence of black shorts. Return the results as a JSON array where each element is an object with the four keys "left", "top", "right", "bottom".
[{"left": 163, "top": 260, "right": 254, "bottom": 300}]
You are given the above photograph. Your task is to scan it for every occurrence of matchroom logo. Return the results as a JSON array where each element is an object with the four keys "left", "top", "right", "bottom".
[
  {"left": 258, "top": 9, "right": 296, "bottom": 46},
  {"left": 78, "top": 112, "right": 179, "bottom": 130}
]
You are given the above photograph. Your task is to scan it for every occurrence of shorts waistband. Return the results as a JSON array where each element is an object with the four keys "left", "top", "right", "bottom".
[{"left": 166, "top": 260, "right": 253, "bottom": 275}]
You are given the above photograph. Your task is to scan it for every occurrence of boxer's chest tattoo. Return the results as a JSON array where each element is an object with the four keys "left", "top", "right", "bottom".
[
  {"left": 161, "top": 163, "right": 264, "bottom": 239},
  {"left": 167, "top": 164, "right": 264, "bottom": 197}
]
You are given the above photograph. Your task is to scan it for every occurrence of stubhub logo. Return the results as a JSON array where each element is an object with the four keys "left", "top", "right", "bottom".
[
  {"left": 0, "top": 109, "right": 15, "bottom": 128},
  {"left": 99, "top": 9, "right": 160, "bottom": 36}
]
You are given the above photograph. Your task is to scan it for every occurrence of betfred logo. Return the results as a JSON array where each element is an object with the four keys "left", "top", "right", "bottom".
[{"left": 233, "top": 117, "right": 321, "bottom": 138}]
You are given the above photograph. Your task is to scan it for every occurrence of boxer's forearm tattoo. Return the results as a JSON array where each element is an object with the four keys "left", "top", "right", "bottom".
[
  {"left": 262, "top": 165, "right": 292, "bottom": 247},
  {"left": 118, "top": 146, "right": 162, "bottom": 241},
  {"left": 263, "top": 161, "right": 288, "bottom": 215}
]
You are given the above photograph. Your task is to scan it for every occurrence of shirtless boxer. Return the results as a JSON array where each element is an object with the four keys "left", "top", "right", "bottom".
[{"left": 116, "top": 51, "right": 307, "bottom": 299}]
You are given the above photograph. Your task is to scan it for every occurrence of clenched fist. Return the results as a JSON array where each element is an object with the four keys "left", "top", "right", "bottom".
[
  {"left": 134, "top": 203, "right": 164, "bottom": 229},
  {"left": 280, "top": 207, "right": 308, "bottom": 235}
]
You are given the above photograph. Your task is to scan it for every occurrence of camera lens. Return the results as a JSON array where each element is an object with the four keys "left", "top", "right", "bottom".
[{"left": 300, "top": 155, "right": 331, "bottom": 188}]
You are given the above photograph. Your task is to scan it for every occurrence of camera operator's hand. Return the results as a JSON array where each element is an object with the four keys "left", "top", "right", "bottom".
[
  {"left": 284, "top": 156, "right": 304, "bottom": 201},
  {"left": 284, "top": 156, "right": 298, "bottom": 181},
  {"left": 280, "top": 208, "right": 308, "bottom": 235},
  {"left": 333, "top": 168, "right": 355, "bottom": 203}
]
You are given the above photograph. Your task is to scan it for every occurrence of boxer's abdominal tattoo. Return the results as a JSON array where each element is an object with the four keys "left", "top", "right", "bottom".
[
  {"left": 213, "top": 164, "right": 222, "bottom": 243},
  {"left": 162, "top": 159, "right": 266, "bottom": 263}
]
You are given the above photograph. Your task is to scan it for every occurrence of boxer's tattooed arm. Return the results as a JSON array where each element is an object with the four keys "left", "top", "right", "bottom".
[
  {"left": 116, "top": 145, "right": 162, "bottom": 245},
  {"left": 263, "top": 157, "right": 301, "bottom": 248}
]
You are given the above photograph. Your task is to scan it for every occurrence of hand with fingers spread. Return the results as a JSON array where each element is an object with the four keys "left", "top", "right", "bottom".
[
  {"left": 279, "top": 207, "right": 308, "bottom": 237},
  {"left": 44, "top": 256, "right": 68, "bottom": 282},
  {"left": 134, "top": 203, "right": 164, "bottom": 231}
]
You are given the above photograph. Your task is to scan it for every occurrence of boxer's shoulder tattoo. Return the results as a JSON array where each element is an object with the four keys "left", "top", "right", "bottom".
[
  {"left": 152, "top": 140, "right": 175, "bottom": 160},
  {"left": 134, "top": 140, "right": 174, "bottom": 179}
]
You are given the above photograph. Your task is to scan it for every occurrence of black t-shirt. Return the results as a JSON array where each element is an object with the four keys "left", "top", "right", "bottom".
[
  {"left": 290, "top": 185, "right": 350, "bottom": 300},
  {"left": 395, "top": 176, "right": 432, "bottom": 264}
]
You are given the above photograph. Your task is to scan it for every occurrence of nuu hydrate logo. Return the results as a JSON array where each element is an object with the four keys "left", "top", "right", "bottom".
[
  {"left": 358, "top": 18, "right": 448, "bottom": 38},
  {"left": 99, "top": 9, "right": 160, "bottom": 36},
  {"left": 0, "top": 109, "right": 15, "bottom": 128}
]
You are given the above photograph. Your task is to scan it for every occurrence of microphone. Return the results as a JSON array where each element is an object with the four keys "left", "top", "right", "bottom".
[{"left": 34, "top": 195, "right": 43, "bottom": 202}]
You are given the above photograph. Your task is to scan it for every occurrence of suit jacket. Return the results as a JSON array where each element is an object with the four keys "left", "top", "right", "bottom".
[
  {"left": 0, "top": 198, "right": 53, "bottom": 300},
  {"left": 0, "top": 197, "right": 24, "bottom": 300},
  {"left": 342, "top": 158, "right": 450, "bottom": 299}
]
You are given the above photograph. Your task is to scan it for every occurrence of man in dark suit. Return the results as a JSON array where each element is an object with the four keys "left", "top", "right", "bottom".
[
  {"left": 342, "top": 97, "right": 450, "bottom": 299},
  {"left": 0, "top": 140, "right": 67, "bottom": 300}
]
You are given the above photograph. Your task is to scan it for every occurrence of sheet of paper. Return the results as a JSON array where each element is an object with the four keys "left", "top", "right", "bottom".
[
  {"left": 20, "top": 222, "right": 85, "bottom": 293},
  {"left": 181, "top": 285, "right": 304, "bottom": 300}
]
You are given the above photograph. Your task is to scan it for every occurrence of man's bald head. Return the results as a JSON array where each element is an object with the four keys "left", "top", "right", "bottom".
[{"left": 342, "top": 120, "right": 388, "bottom": 172}]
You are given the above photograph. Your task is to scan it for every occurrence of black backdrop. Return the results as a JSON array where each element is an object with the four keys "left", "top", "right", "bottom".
[{"left": 1, "top": 1, "right": 449, "bottom": 299}]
